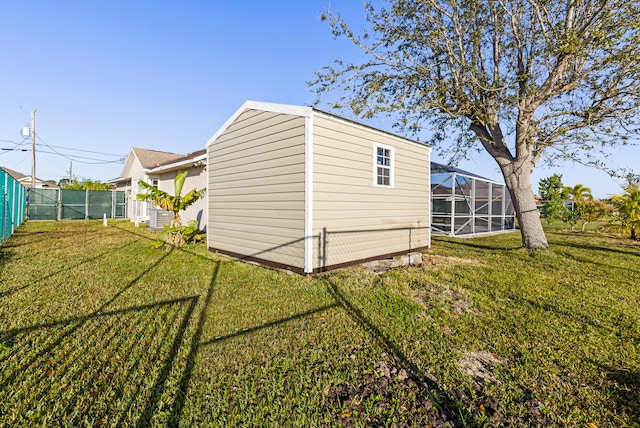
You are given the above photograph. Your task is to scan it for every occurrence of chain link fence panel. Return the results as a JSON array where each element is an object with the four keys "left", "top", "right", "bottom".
[{"left": 320, "top": 226, "right": 431, "bottom": 271}]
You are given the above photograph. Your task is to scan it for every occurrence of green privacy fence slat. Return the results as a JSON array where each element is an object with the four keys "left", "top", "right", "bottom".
[
  {"left": 61, "top": 189, "right": 86, "bottom": 219},
  {"left": 1, "top": 170, "right": 28, "bottom": 244},
  {"left": 27, "top": 189, "right": 126, "bottom": 221},
  {"left": 28, "top": 189, "right": 60, "bottom": 220},
  {"left": 87, "top": 191, "right": 113, "bottom": 219}
]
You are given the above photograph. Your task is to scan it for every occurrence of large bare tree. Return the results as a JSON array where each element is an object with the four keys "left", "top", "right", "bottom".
[{"left": 312, "top": 0, "right": 640, "bottom": 249}]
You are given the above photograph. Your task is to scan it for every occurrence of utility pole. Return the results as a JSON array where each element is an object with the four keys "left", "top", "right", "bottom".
[
  {"left": 68, "top": 160, "right": 73, "bottom": 182},
  {"left": 31, "top": 108, "right": 36, "bottom": 189}
]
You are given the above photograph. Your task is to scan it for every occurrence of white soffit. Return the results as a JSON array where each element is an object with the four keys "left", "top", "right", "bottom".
[{"left": 148, "top": 154, "right": 207, "bottom": 173}]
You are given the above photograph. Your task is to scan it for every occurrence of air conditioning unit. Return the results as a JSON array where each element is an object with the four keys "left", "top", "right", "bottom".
[{"left": 148, "top": 208, "right": 173, "bottom": 230}]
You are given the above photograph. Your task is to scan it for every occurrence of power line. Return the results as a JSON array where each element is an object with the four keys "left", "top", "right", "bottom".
[
  {"left": 35, "top": 135, "right": 125, "bottom": 164},
  {"left": 39, "top": 151, "right": 71, "bottom": 175},
  {"left": 0, "top": 138, "right": 29, "bottom": 154},
  {"left": 36, "top": 149, "right": 125, "bottom": 164},
  {"left": 37, "top": 143, "right": 124, "bottom": 157}
]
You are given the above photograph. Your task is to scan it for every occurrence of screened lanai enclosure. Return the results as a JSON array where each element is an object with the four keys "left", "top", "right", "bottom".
[{"left": 431, "top": 163, "right": 516, "bottom": 237}]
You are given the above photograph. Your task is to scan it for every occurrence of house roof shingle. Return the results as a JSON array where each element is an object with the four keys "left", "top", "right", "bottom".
[
  {"left": 0, "top": 166, "right": 27, "bottom": 181},
  {"left": 1, "top": 166, "right": 60, "bottom": 188},
  {"left": 153, "top": 148, "right": 207, "bottom": 168},
  {"left": 131, "top": 147, "right": 186, "bottom": 169}
]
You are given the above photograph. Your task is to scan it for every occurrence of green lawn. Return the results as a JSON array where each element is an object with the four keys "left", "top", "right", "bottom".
[{"left": 0, "top": 221, "right": 638, "bottom": 427}]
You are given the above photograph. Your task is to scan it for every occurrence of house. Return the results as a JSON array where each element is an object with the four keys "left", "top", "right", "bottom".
[
  {"left": 1, "top": 167, "right": 60, "bottom": 189},
  {"left": 111, "top": 147, "right": 207, "bottom": 230},
  {"left": 206, "top": 101, "right": 431, "bottom": 274}
]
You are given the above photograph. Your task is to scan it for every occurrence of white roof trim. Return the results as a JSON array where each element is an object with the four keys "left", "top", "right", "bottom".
[
  {"left": 205, "top": 100, "right": 432, "bottom": 154},
  {"left": 108, "top": 176, "right": 131, "bottom": 184},
  {"left": 206, "top": 100, "right": 313, "bottom": 147},
  {"left": 119, "top": 149, "right": 137, "bottom": 178},
  {"left": 147, "top": 153, "right": 207, "bottom": 173},
  {"left": 313, "top": 110, "right": 432, "bottom": 153}
]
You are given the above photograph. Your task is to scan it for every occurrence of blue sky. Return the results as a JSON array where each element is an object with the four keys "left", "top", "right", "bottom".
[{"left": 0, "top": 0, "right": 636, "bottom": 198}]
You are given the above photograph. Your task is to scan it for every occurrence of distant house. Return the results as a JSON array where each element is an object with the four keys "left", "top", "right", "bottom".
[
  {"left": 206, "top": 101, "right": 432, "bottom": 274},
  {"left": 111, "top": 147, "right": 207, "bottom": 230},
  {"left": 1, "top": 167, "right": 60, "bottom": 189}
]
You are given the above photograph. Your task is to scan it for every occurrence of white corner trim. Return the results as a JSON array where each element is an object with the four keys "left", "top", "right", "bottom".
[
  {"left": 304, "top": 114, "right": 314, "bottom": 273},
  {"left": 205, "top": 144, "right": 210, "bottom": 249}
]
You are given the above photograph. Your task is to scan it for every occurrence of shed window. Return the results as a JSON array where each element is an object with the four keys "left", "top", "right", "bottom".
[{"left": 373, "top": 143, "right": 394, "bottom": 188}]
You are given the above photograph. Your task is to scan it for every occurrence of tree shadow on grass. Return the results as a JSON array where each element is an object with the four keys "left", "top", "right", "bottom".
[
  {"left": 0, "top": 237, "right": 143, "bottom": 301},
  {"left": 505, "top": 293, "right": 614, "bottom": 334},
  {"left": 139, "top": 259, "right": 220, "bottom": 427},
  {"left": 1, "top": 229, "right": 110, "bottom": 273},
  {"left": 155, "top": 258, "right": 343, "bottom": 426},
  {"left": 171, "top": 269, "right": 473, "bottom": 426},
  {"left": 0, "top": 247, "right": 16, "bottom": 272},
  {"left": 553, "top": 250, "right": 640, "bottom": 276},
  {"left": 433, "top": 236, "right": 523, "bottom": 252},
  {"left": 319, "top": 275, "right": 469, "bottom": 426},
  {"left": 588, "top": 360, "right": 640, "bottom": 421},
  {"left": 2, "top": 230, "right": 106, "bottom": 263},
  {"left": 551, "top": 240, "right": 640, "bottom": 275},
  {"left": 2, "top": 229, "right": 84, "bottom": 247},
  {"left": 0, "top": 241, "right": 221, "bottom": 427},
  {"left": 554, "top": 238, "right": 640, "bottom": 256},
  {"left": 0, "top": 248, "right": 174, "bottom": 368},
  {"left": 197, "top": 302, "right": 340, "bottom": 348}
]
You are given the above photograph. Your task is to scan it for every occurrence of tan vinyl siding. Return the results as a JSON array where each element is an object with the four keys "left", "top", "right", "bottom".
[
  {"left": 208, "top": 109, "right": 306, "bottom": 270},
  {"left": 312, "top": 114, "right": 430, "bottom": 269}
]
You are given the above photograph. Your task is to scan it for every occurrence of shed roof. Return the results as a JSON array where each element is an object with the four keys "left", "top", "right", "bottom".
[{"left": 206, "top": 100, "right": 429, "bottom": 150}]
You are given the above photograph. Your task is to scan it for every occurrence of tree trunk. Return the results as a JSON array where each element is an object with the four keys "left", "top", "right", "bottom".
[
  {"left": 470, "top": 112, "right": 548, "bottom": 249},
  {"left": 171, "top": 214, "right": 182, "bottom": 229},
  {"left": 501, "top": 163, "right": 549, "bottom": 250}
]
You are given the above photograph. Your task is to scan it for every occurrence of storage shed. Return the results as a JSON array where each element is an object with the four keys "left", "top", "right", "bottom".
[{"left": 206, "top": 101, "right": 432, "bottom": 274}]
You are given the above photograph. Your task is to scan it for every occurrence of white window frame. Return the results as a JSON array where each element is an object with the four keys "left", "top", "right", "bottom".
[{"left": 372, "top": 142, "right": 394, "bottom": 188}]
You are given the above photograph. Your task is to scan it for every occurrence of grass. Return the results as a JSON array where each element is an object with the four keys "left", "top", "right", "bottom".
[{"left": 0, "top": 220, "right": 639, "bottom": 427}]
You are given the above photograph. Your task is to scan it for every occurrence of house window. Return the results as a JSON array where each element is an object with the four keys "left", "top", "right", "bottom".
[
  {"left": 150, "top": 178, "right": 159, "bottom": 188},
  {"left": 373, "top": 143, "right": 394, "bottom": 187}
]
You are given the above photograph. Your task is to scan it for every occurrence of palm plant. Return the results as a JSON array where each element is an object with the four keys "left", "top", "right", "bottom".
[
  {"left": 137, "top": 171, "right": 205, "bottom": 228},
  {"left": 137, "top": 171, "right": 206, "bottom": 248},
  {"left": 609, "top": 183, "right": 640, "bottom": 240},
  {"left": 562, "top": 184, "right": 594, "bottom": 231},
  {"left": 564, "top": 184, "right": 593, "bottom": 203}
]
